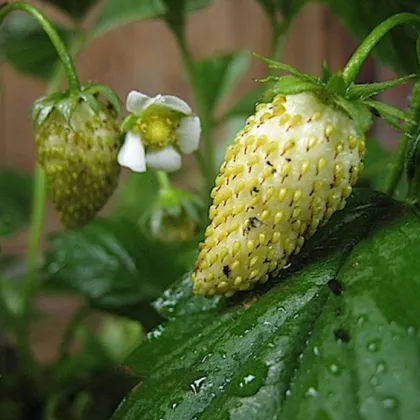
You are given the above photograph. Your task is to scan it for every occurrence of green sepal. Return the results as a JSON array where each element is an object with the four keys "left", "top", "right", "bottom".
[
  {"left": 321, "top": 60, "right": 331, "bottom": 84},
  {"left": 78, "top": 91, "right": 101, "bottom": 114},
  {"left": 253, "top": 52, "right": 318, "bottom": 84},
  {"left": 31, "top": 92, "right": 65, "bottom": 127},
  {"left": 347, "top": 75, "right": 417, "bottom": 100},
  {"left": 325, "top": 73, "right": 346, "bottom": 95},
  {"left": 55, "top": 96, "right": 80, "bottom": 126},
  {"left": 121, "top": 114, "right": 138, "bottom": 132},
  {"left": 334, "top": 96, "right": 373, "bottom": 135},
  {"left": 364, "top": 99, "right": 414, "bottom": 131},
  {"left": 82, "top": 83, "right": 122, "bottom": 116},
  {"left": 260, "top": 75, "right": 321, "bottom": 101}
]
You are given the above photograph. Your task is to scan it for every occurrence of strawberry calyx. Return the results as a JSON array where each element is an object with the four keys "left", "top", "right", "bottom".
[
  {"left": 254, "top": 53, "right": 417, "bottom": 136},
  {"left": 31, "top": 83, "right": 122, "bottom": 130}
]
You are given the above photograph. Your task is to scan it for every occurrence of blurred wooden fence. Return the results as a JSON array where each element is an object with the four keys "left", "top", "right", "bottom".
[{"left": 0, "top": 0, "right": 356, "bottom": 253}]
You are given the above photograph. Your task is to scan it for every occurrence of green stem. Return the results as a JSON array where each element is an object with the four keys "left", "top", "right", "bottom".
[
  {"left": 170, "top": 26, "right": 215, "bottom": 193},
  {"left": 0, "top": 1, "right": 80, "bottom": 91},
  {"left": 342, "top": 12, "right": 420, "bottom": 87},
  {"left": 156, "top": 171, "right": 172, "bottom": 190},
  {"left": 383, "top": 134, "right": 409, "bottom": 196},
  {"left": 58, "top": 302, "right": 89, "bottom": 360}
]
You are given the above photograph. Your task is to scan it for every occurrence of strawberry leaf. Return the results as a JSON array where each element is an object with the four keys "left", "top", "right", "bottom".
[
  {"left": 261, "top": 75, "right": 321, "bottom": 99},
  {"left": 364, "top": 99, "right": 413, "bottom": 130},
  {"left": 112, "top": 189, "right": 420, "bottom": 420}
]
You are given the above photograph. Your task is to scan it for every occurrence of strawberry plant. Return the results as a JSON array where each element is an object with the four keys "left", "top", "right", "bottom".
[{"left": 1, "top": 1, "right": 420, "bottom": 419}]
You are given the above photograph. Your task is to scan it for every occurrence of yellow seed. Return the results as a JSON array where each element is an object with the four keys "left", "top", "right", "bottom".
[
  {"left": 234, "top": 276, "right": 243, "bottom": 286},
  {"left": 268, "top": 261, "right": 278, "bottom": 272},
  {"left": 348, "top": 135, "right": 358, "bottom": 149},
  {"left": 267, "top": 246, "right": 275, "bottom": 260},
  {"left": 273, "top": 94, "right": 286, "bottom": 105},
  {"left": 215, "top": 176, "right": 225, "bottom": 187},
  {"left": 200, "top": 260, "right": 209, "bottom": 270},
  {"left": 232, "top": 164, "right": 245, "bottom": 175},
  {"left": 247, "top": 178, "right": 259, "bottom": 190},
  {"left": 278, "top": 187, "right": 288, "bottom": 202},
  {"left": 207, "top": 288, "right": 216, "bottom": 295},
  {"left": 255, "top": 103, "right": 266, "bottom": 112},
  {"left": 224, "top": 146, "right": 237, "bottom": 161},
  {"left": 317, "top": 157, "right": 327, "bottom": 172},
  {"left": 263, "top": 167, "right": 274, "bottom": 179},
  {"left": 290, "top": 115, "right": 302, "bottom": 127},
  {"left": 250, "top": 256, "right": 259, "bottom": 267},
  {"left": 218, "top": 230, "right": 228, "bottom": 242},
  {"left": 234, "top": 180, "right": 246, "bottom": 194},
  {"left": 273, "top": 104, "right": 286, "bottom": 116},
  {"left": 279, "top": 113, "right": 291, "bottom": 125},
  {"left": 310, "top": 218, "right": 320, "bottom": 230},
  {"left": 261, "top": 210, "right": 270, "bottom": 221},
  {"left": 312, "top": 111, "right": 322, "bottom": 121},
  {"left": 260, "top": 112, "right": 272, "bottom": 123},
  {"left": 217, "top": 281, "right": 228, "bottom": 289},
  {"left": 205, "top": 226, "right": 214, "bottom": 237},
  {"left": 265, "top": 187, "right": 275, "bottom": 201},
  {"left": 307, "top": 136, "right": 318, "bottom": 149},
  {"left": 272, "top": 231, "right": 281, "bottom": 243},
  {"left": 257, "top": 135, "right": 268, "bottom": 147},
  {"left": 221, "top": 205, "right": 234, "bottom": 218},
  {"left": 283, "top": 139, "right": 295, "bottom": 152},
  {"left": 358, "top": 140, "right": 366, "bottom": 156},
  {"left": 338, "top": 199, "right": 346, "bottom": 210},
  {"left": 313, "top": 179, "right": 324, "bottom": 192},
  {"left": 293, "top": 189, "right": 303, "bottom": 203},
  {"left": 300, "top": 161, "right": 310, "bottom": 176},
  {"left": 342, "top": 184, "right": 352, "bottom": 198},
  {"left": 325, "top": 207, "right": 334, "bottom": 220},
  {"left": 206, "top": 273, "right": 215, "bottom": 282},
  {"left": 210, "top": 187, "right": 218, "bottom": 199},
  {"left": 292, "top": 206, "right": 302, "bottom": 218},
  {"left": 283, "top": 238, "right": 295, "bottom": 255},
  {"left": 249, "top": 269, "right": 259, "bottom": 279},
  {"left": 259, "top": 233, "right": 266, "bottom": 245},
  {"left": 292, "top": 220, "right": 301, "bottom": 232},
  {"left": 267, "top": 141, "right": 279, "bottom": 154},
  {"left": 233, "top": 241, "right": 241, "bottom": 255},
  {"left": 248, "top": 155, "right": 260, "bottom": 166},
  {"left": 335, "top": 142, "right": 344, "bottom": 154},
  {"left": 250, "top": 196, "right": 261, "bottom": 206},
  {"left": 227, "top": 221, "right": 240, "bottom": 233},
  {"left": 334, "top": 162, "right": 344, "bottom": 178},
  {"left": 233, "top": 203, "right": 245, "bottom": 216},
  {"left": 311, "top": 195, "right": 322, "bottom": 207},
  {"left": 206, "top": 239, "right": 216, "bottom": 250},
  {"left": 213, "top": 215, "right": 224, "bottom": 226},
  {"left": 245, "top": 135, "right": 256, "bottom": 146},
  {"left": 247, "top": 240, "right": 255, "bottom": 252},
  {"left": 281, "top": 163, "right": 292, "bottom": 177},
  {"left": 231, "top": 260, "right": 240, "bottom": 270},
  {"left": 274, "top": 211, "right": 284, "bottom": 224},
  {"left": 325, "top": 124, "right": 334, "bottom": 137}
]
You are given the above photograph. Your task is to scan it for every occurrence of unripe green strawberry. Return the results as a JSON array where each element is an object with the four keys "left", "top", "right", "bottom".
[
  {"left": 192, "top": 92, "right": 365, "bottom": 297},
  {"left": 35, "top": 100, "right": 121, "bottom": 228}
]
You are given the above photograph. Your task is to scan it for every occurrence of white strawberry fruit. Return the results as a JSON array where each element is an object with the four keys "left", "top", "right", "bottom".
[{"left": 191, "top": 54, "right": 414, "bottom": 297}]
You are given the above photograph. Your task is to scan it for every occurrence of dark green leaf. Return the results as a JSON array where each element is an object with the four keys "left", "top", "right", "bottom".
[
  {"left": 335, "top": 96, "right": 373, "bottom": 135},
  {"left": 0, "top": 169, "right": 33, "bottom": 237},
  {"left": 43, "top": 218, "right": 187, "bottom": 321},
  {"left": 0, "top": 13, "right": 70, "bottom": 80},
  {"left": 40, "top": 0, "right": 100, "bottom": 18},
  {"left": 325, "top": 73, "right": 346, "bottom": 95},
  {"left": 113, "top": 189, "right": 420, "bottom": 420},
  {"left": 83, "top": 83, "right": 122, "bottom": 115},
  {"left": 322, "top": 0, "right": 420, "bottom": 75},
  {"left": 347, "top": 75, "right": 416, "bottom": 100},
  {"left": 262, "top": 75, "right": 321, "bottom": 98},
  {"left": 196, "top": 52, "right": 251, "bottom": 115},
  {"left": 364, "top": 99, "right": 412, "bottom": 130}
]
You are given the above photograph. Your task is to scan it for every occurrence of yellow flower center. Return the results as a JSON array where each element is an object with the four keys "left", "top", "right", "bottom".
[{"left": 133, "top": 107, "right": 181, "bottom": 149}]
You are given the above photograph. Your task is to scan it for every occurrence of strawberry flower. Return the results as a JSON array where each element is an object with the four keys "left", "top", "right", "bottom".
[{"left": 118, "top": 91, "right": 201, "bottom": 173}]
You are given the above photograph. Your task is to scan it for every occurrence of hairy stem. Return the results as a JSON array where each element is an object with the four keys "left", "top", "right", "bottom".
[
  {"left": 342, "top": 13, "right": 420, "bottom": 87},
  {"left": 0, "top": 1, "right": 81, "bottom": 90}
]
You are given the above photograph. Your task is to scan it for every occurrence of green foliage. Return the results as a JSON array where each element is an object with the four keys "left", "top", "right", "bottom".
[
  {"left": 322, "top": 0, "right": 420, "bottom": 75},
  {"left": 42, "top": 218, "right": 189, "bottom": 326},
  {"left": 112, "top": 189, "right": 420, "bottom": 420},
  {"left": 0, "top": 12, "right": 69, "bottom": 79},
  {"left": 257, "top": 0, "right": 311, "bottom": 24},
  {"left": 0, "top": 169, "right": 33, "bottom": 237},
  {"left": 195, "top": 52, "right": 251, "bottom": 116}
]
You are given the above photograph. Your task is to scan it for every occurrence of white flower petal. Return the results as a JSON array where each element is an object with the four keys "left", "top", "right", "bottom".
[
  {"left": 176, "top": 115, "right": 201, "bottom": 154},
  {"left": 118, "top": 131, "right": 146, "bottom": 172},
  {"left": 145, "top": 146, "right": 182, "bottom": 172},
  {"left": 155, "top": 95, "right": 192, "bottom": 115},
  {"left": 126, "top": 91, "right": 156, "bottom": 114}
]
